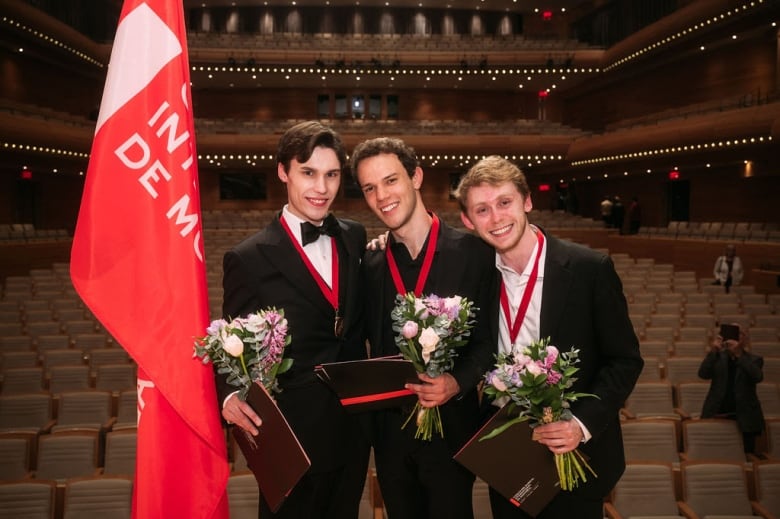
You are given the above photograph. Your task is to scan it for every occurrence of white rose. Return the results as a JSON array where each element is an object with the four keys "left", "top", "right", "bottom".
[
  {"left": 223, "top": 334, "right": 245, "bottom": 357},
  {"left": 525, "top": 361, "right": 543, "bottom": 376},
  {"left": 418, "top": 327, "right": 440, "bottom": 363}
]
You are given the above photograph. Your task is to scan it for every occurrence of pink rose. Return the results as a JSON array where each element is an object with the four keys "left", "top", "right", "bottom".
[{"left": 402, "top": 321, "right": 419, "bottom": 339}]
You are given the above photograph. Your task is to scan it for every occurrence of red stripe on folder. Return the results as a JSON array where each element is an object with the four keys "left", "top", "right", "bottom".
[
  {"left": 341, "top": 389, "right": 415, "bottom": 406},
  {"left": 510, "top": 499, "right": 522, "bottom": 507}
]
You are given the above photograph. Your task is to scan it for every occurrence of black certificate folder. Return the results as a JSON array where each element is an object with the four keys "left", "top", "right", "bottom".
[
  {"left": 233, "top": 381, "right": 311, "bottom": 513},
  {"left": 454, "top": 405, "right": 560, "bottom": 518},
  {"left": 315, "top": 356, "right": 419, "bottom": 412}
]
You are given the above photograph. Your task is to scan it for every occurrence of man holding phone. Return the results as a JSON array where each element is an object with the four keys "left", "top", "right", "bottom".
[{"left": 698, "top": 323, "right": 765, "bottom": 453}]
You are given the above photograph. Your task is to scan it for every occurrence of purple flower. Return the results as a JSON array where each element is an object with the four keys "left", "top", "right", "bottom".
[{"left": 206, "top": 319, "right": 227, "bottom": 336}]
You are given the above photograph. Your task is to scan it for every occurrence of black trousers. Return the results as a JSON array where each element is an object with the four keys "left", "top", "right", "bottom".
[
  {"left": 373, "top": 411, "right": 475, "bottom": 519},
  {"left": 489, "top": 487, "right": 603, "bottom": 519},
  {"left": 259, "top": 434, "right": 370, "bottom": 519}
]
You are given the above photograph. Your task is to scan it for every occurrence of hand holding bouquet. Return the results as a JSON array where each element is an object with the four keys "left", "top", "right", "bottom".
[
  {"left": 194, "top": 308, "right": 292, "bottom": 400},
  {"left": 482, "top": 337, "right": 597, "bottom": 491},
  {"left": 391, "top": 292, "right": 476, "bottom": 440}
]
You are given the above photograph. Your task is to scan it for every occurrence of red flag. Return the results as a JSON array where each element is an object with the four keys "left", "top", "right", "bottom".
[{"left": 70, "top": 1, "right": 229, "bottom": 518}]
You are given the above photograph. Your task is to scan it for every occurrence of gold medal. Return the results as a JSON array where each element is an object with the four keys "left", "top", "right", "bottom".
[{"left": 334, "top": 313, "right": 344, "bottom": 337}]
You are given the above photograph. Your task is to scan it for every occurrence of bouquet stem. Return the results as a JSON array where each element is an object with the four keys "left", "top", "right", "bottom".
[
  {"left": 402, "top": 402, "right": 443, "bottom": 441},
  {"left": 554, "top": 448, "right": 596, "bottom": 491}
]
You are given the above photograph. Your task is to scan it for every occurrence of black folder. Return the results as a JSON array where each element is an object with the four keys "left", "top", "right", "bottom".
[
  {"left": 315, "top": 356, "right": 419, "bottom": 412},
  {"left": 454, "top": 404, "right": 560, "bottom": 518},
  {"left": 232, "top": 381, "right": 311, "bottom": 513}
]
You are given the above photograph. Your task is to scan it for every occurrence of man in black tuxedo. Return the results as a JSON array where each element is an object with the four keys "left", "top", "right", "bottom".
[
  {"left": 351, "top": 137, "right": 496, "bottom": 519},
  {"left": 454, "top": 156, "right": 643, "bottom": 519},
  {"left": 218, "top": 121, "right": 369, "bottom": 518}
]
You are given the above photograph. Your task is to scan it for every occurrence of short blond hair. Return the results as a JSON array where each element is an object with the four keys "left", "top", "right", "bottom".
[{"left": 453, "top": 156, "right": 530, "bottom": 212}]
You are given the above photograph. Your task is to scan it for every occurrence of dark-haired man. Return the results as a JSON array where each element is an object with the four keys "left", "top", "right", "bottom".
[
  {"left": 352, "top": 137, "right": 496, "bottom": 519},
  {"left": 219, "top": 121, "right": 369, "bottom": 518}
]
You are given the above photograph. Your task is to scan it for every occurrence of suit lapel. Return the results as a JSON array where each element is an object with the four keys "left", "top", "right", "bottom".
[
  {"left": 258, "top": 217, "right": 334, "bottom": 318},
  {"left": 540, "top": 235, "right": 573, "bottom": 340},
  {"left": 336, "top": 221, "right": 361, "bottom": 331}
]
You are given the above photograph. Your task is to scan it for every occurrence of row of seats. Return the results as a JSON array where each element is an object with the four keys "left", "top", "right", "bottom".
[
  {"left": 1, "top": 428, "right": 137, "bottom": 481},
  {"left": 0, "top": 224, "right": 69, "bottom": 244},
  {"left": 607, "top": 459, "right": 779, "bottom": 518},
  {"left": 1, "top": 364, "right": 136, "bottom": 396},
  {"left": 0, "top": 390, "right": 137, "bottom": 436},
  {"left": 636, "top": 220, "right": 780, "bottom": 243},
  {"left": 623, "top": 381, "right": 780, "bottom": 421}
]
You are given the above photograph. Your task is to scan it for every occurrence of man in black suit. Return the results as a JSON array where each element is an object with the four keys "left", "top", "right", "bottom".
[
  {"left": 454, "top": 156, "right": 643, "bottom": 519},
  {"left": 351, "top": 137, "right": 496, "bottom": 519},
  {"left": 699, "top": 323, "right": 764, "bottom": 453},
  {"left": 218, "top": 121, "right": 369, "bottom": 518}
]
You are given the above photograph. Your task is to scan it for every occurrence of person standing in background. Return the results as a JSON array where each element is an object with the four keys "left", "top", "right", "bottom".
[
  {"left": 599, "top": 195, "right": 613, "bottom": 228},
  {"left": 713, "top": 244, "right": 744, "bottom": 293},
  {"left": 627, "top": 196, "right": 641, "bottom": 234}
]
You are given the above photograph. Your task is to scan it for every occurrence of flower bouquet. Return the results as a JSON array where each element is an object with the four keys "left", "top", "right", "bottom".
[
  {"left": 194, "top": 308, "right": 293, "bottom": 400},
  {"left": 481, "top": 337, "right": 597, "bottom": 491},
  {"left": 391, "top": 292, "right": 476, "bottom": 440}
]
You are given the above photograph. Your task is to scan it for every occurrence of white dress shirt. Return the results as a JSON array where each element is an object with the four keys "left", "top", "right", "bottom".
[{"left": 282, "top": 205, "right": 333, "bottom": 288}]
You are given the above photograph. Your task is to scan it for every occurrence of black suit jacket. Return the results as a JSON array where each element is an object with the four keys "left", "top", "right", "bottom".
[
  {"left": 487, "top": 231, "right": 643, "bottom": 499},
  {"left": 699, "top": 350, "right": 764, "bottom": 433},
  {"left": 219, "top": 213, "right": 367, "bottom": 473},
  {"left": 362, "top": 219, "right": 497, "bottom": 452}
]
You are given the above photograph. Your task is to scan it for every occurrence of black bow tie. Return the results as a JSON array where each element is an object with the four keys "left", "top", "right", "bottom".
[{"left": 300, "top": 215, "right": 341, "bottom": 246}]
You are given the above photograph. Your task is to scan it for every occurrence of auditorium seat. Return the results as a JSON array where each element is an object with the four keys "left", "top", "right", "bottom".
[
  {"left": 672, "top": 340, "right": 708, "bottom": 357},
  {"left": 94, "top": 364, "right": 136, "bottom": 393},
  {"left": 751, "top": 461, "right": 780, "bottom": 519},
  {"left": 71, "top": 334, "right": 109, "bottom": 352},
  {"left": 47, "top": 365, "right": 92, "bottom": 395},
  {"left": 112, "top": 390, "right": 137, "bottom": 431},
  {"left": 622, "top": 382, "right": 679, "bottom": 421},
  {"left": 1, "top": 367, "right": 46, "bottom": 394},
  {"left": 680, "top": 419, "right": 746, "bottom": 463},
  {"left": 0, "top": 335, "right": 33, "bottom": 352},
  {"left": 0, "top": 480, "right": 56, "bottom": 519},
  {"left": 0, "top": 434, "right": 32, "bottom": 480},
  {"left": 227, "top": 473, "right": 259, "bottom": 519},
  {"left": 41, "top": 349, "right": 85, "bottom": 370},
  {"left": 758, "top": 382, "right": 780, "bottom": 419},
  {"left": 674, "top": 382, "right": 709, "bottom": 419},
  {"left": 639, "top": 340, "right": 671, "bottom": 361},
  {"left": 665, "top": 357, "right": 704, "bottom": 386},
  {"left": 636, "top": 356, "right": 662, "bottom": 382},
  {"left": 764, "top": 358, "right": 780, "bottom": 384},
  {"left": 62, "top": 476, "right": 132, "bottom": 519},
  {"left": 35, "top": 334, "right": 70, "bottom": 352},
  {"left": 34, "top": 431, "right": 101, "bottom": 481},
  {"left": 0, "top": 393, "right": 54, "bottom": 435},
  {"left": 677, "top": 461, "right": 755, "bottom": 519},
  {"left": 52, "top": 390, "right": 114, "bottom": 433},
  {"left": 764, "top": 419, "right": 780, "bottom": 460},
  {"left": 103, "top": 430, "right": 137, "bottom": 477},
  {"left": 604, "top": 462, "right": 683, "bottom": 519},
  {"left": 748, "top": 327, "right": 779, "bottom": 342},
  {"left": 87, "top": 349, "right": 131, "bottom": 376},
  {"left": 621, "top": 419, "right": 680, "bottom": 466},
  {"left": 1, "top": 350, "right": 38, "bottom": 369}
]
